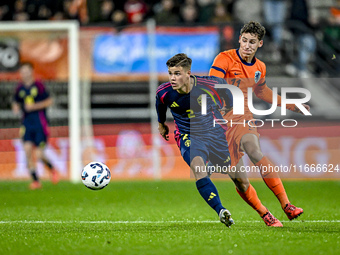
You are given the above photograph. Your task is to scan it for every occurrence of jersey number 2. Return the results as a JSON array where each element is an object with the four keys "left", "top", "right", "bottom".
[{"left": 186, "top": 109, "right": 195, "bottom": 118}]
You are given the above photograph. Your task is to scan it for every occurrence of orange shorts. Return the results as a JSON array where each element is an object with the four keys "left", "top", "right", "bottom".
[{"left": 225, "top": 123, "right": 260, "bottom": 167}]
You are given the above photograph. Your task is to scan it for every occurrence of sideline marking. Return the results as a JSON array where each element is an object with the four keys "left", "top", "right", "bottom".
[{"left": 0, "top": 220, "right": 339, "bottom": 224}]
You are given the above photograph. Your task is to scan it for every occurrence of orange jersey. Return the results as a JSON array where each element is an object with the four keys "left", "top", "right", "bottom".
[{"left": 209, "top": 49, "right": 266, "bottom": 123}]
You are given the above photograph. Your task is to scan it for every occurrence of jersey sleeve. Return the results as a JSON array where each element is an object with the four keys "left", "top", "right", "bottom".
[
  {"left": 36, "top": 81, "right": 50, "bottom": 101},
  {"left": 13, "top": 85, "right": 21, "bottom": 103},
  {"left": 215, "top": 78, "right": 233, "bottom": 109},
  {"left": 223, "top": 87, "right": 233, "bottom": 109},
  {"left": 209, "top": 53, "right": 229, "bottom": 78},
  {"left": 155, "top": 92, "right": 167, "bottom": 124},
  {"left": 254, "top": 84, "right": 295, "bottom": 112},
  {"left": 253, "top": 63, "right": 290, "bottom": 108},
  {"left": 253, "top": 64, "right": 280, "bottom": 105}
]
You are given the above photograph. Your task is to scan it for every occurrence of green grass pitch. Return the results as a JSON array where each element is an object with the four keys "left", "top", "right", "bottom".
[{"left": 0, "top": 180, "right": 339, "bottom": 255}]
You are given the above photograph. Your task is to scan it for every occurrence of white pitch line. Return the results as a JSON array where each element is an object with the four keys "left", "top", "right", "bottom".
[{"left": 0, "top": 220, "right": 339, "bottom": 224}]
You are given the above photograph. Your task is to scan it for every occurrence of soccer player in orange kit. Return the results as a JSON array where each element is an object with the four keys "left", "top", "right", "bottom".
[{"left": 209, "top": 21, "right": 310, "bottom": 225}]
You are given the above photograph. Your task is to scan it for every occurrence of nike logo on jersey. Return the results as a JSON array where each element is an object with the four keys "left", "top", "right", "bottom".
[
  {"left": 171, "top": 102, "right": 179, "bottom": 107},
  {"left": 234, "top": 72, "right": 241, "bottom": 75},
  {"left": 208, "top": 192, "right": 216, "bottom": 201}
]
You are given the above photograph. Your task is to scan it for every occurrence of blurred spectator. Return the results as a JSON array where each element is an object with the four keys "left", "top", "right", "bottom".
[
  {"left": 210, "top": 3, "right": 232, "bottom": 24},
  {"left": 13, "top": 0, "right": 29, "bottom": 21},
  {"left": 124, "top": 0, "right": 148, "bottom": 24},
  {"left": 25, "top": 0, "right": 54, "bottom": 20},
  {"left": 0, "top": 0, "right": 14, "bottom": 21},
  {"left": 57, "top": 0, "right": 89, "bottom": 23},
  {"left": 222, "top": 0, "right": 235, "bottom": 17},
  {"left": 180, "top": 0, "right": 197, "bottom": 5},
  {"left": 87, "top": 0, "right": 103, "bottom": 23},
  {"left": 111, "top": 10, "right": 128, "bottom": 27},
  {"left": 68, "top": 0, "right": 89, "bottom": 24},
  {"left": 233, "top": 0, "right": 262, "bottom": 24},
  {"left": 323, "top": 0, "right": 340, "bottom": 65},
  {"left": 100, "top": 0, "right": 114, "bottom": 22},
  {"left": 49, "top": 0, "right": 70, "bottom": 21},
  {"left": 154, "top": 0, "right": 179, "bottom": 25},
  {"left": 197, "top": 0, "right": 216, "bottom": 23},
  {"left": 211, "top": 2, "right": 234, "bottom": 51},
  {"left": 97, "top": 0, "right": 127, "bottom": 26},
  {"left": 37, "top": 5, "right": 52, "bottom": 20},
  {"left": 180, "top": 4, "right": 198, "bottom": 25},
  {"left": 263, "top": 0, "right": 287, "bottom": 62},
  {"left": 285, "top": 0, "right": 316, "bottom": 78},
  {"left": 329, "top": 0, "right": 340, "bottom": 25}
]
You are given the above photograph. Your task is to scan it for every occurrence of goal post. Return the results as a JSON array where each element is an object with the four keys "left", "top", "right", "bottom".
[
  {"left": 0, "top": 21, "right": 81, "bottom": 183},
  {"left": 147, "top": 19, "right": 161, "bottom": 180}
]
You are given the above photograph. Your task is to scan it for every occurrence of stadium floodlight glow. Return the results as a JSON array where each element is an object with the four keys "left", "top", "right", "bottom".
[{"left": 0, "top": 21, "right": 81, "bottom": 183}]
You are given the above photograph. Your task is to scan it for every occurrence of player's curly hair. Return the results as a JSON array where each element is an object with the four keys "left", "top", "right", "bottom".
[
  {"left": 240, "top": 21, "right": 266, "bottom": 41},
  {"left": 166, "top": 53, "right": 192, "bottom": 70}
]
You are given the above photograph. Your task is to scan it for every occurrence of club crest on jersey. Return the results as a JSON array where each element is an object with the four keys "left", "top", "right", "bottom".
[
  {"left": 254, "top": 71, "right": 261, "bottom": 83},
  {"left": 197, "top": 95, "right": 202, "bottom": 105},
  {"left": 30, "top": 86, "right": 38, "bottom": 97},
  {"left": 19, "top": 90, "right": 26, "bottom": 98}
]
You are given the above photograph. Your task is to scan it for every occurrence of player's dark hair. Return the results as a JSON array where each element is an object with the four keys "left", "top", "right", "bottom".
[
  {"left": 166, "top": 53, "right": 192, "bottom": 70},
  {"left": 240, "top": 21, "right": 266, "bottom": 41},
  {"left": 20, "top": 62, "right": 34, "bottom": 69}
]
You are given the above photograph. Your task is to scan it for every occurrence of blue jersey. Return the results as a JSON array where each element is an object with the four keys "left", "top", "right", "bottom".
[
  {"left": 156, "top": 75, "right": 232, "bottom": 136},
  {"left": 13, "top": 81, "right": 50, "bottom": 129}
]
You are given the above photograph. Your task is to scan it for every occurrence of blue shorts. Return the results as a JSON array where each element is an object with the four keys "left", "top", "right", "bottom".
[
  {"left": 20, "top": 124, "right": 48, "bottom": 147},
  {"left": 175, "top": 130, "right": 231, "bottom": 168}
]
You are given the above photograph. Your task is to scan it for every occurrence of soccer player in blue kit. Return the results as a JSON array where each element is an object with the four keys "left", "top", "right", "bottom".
[
  {"left": 12, "top": 62, "right": 59, "bottom": 189},
  {"left": 156, "top": 53, "right": 235, "bottom": 227}
]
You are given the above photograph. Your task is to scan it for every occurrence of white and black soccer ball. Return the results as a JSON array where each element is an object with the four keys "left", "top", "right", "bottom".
[{"left": 81, "top": 162, "right": 111, "bottom": 190}]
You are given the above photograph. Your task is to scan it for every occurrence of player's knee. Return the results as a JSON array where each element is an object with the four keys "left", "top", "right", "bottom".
[
  {"left": 233, "top": 178, "right": 249, "bottom": 193},
  {"left": 190, "top": 156, "right": 208, "bottom": 180},
  {"left": 26, "top": 160, "right": 34, "bottom": 170},
  {"left": 243, "top": 142, "right": 263, "bottom": 163},
  {"left": 36, "top": 152, "right": 42, "bottom": 161}
]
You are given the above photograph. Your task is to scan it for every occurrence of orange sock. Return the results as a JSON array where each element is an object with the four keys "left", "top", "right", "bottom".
[
  {"left": 256, "top": 156, "right": 289, "bottom": 208},
  {"left": 236, "top": 184, "right": 268, "bottom": 216}
]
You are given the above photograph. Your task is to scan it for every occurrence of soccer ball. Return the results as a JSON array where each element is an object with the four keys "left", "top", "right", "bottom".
[{"left": 81, "top": 162, "right": 111, "bottom": 190}]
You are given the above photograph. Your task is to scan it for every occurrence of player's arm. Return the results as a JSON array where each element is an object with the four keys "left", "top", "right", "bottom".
[
  {"left": 216, "top": 80, "right": 233, "bottom": 116},
  {"left": 254, "top": 84, "right": 310, "bottom": 114},
  {"left": 156, "top": 93, "right": 169, "bottom": 141},
  {"left": 25, "top": 97, "right": 53, "bottom": 112},
  {"left": 209, "top": 53, "right": 229, "bottom": 78},
  {"left": 12, "top": 102, "right": 21, "bottom": 116},
  {"left": 158, "top": 123, "right": 169, "bottom": 141},
  {"left": 12, "top": 89, "right": 21, "bottom": 116}
]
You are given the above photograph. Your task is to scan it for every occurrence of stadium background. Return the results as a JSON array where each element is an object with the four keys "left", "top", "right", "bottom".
[{"left": 0, "top": 0, "right": 339, "bottom": 181}]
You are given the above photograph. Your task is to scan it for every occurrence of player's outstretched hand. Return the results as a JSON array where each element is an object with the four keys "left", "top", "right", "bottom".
[
  {"left": 12, "top": 103, "right": 20, "bottom": 116},
  {"left": 24, "top": 103, "right": 35, "bottom": 112},
  {"left": 220, "top": 107, "right": 233, "bottom": 116},
  {"left": 158, "top": 123, "right": 169, "bottom": 141},
  {"left": 294, "top": 103, "right": 310, "bottom": 115}
]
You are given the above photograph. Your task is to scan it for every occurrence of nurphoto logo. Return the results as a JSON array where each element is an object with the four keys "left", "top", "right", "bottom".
[{"left": 200, "top": 84, "right": 312, "bottom": 128}]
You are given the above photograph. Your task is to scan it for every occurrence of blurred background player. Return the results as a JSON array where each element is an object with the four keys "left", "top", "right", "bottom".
[
  {"left": 12, "top": 62, "right": 59, "bottom": 189},
  {"left": 209, "top": 21, "right": 309, "bottom": 224}
]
